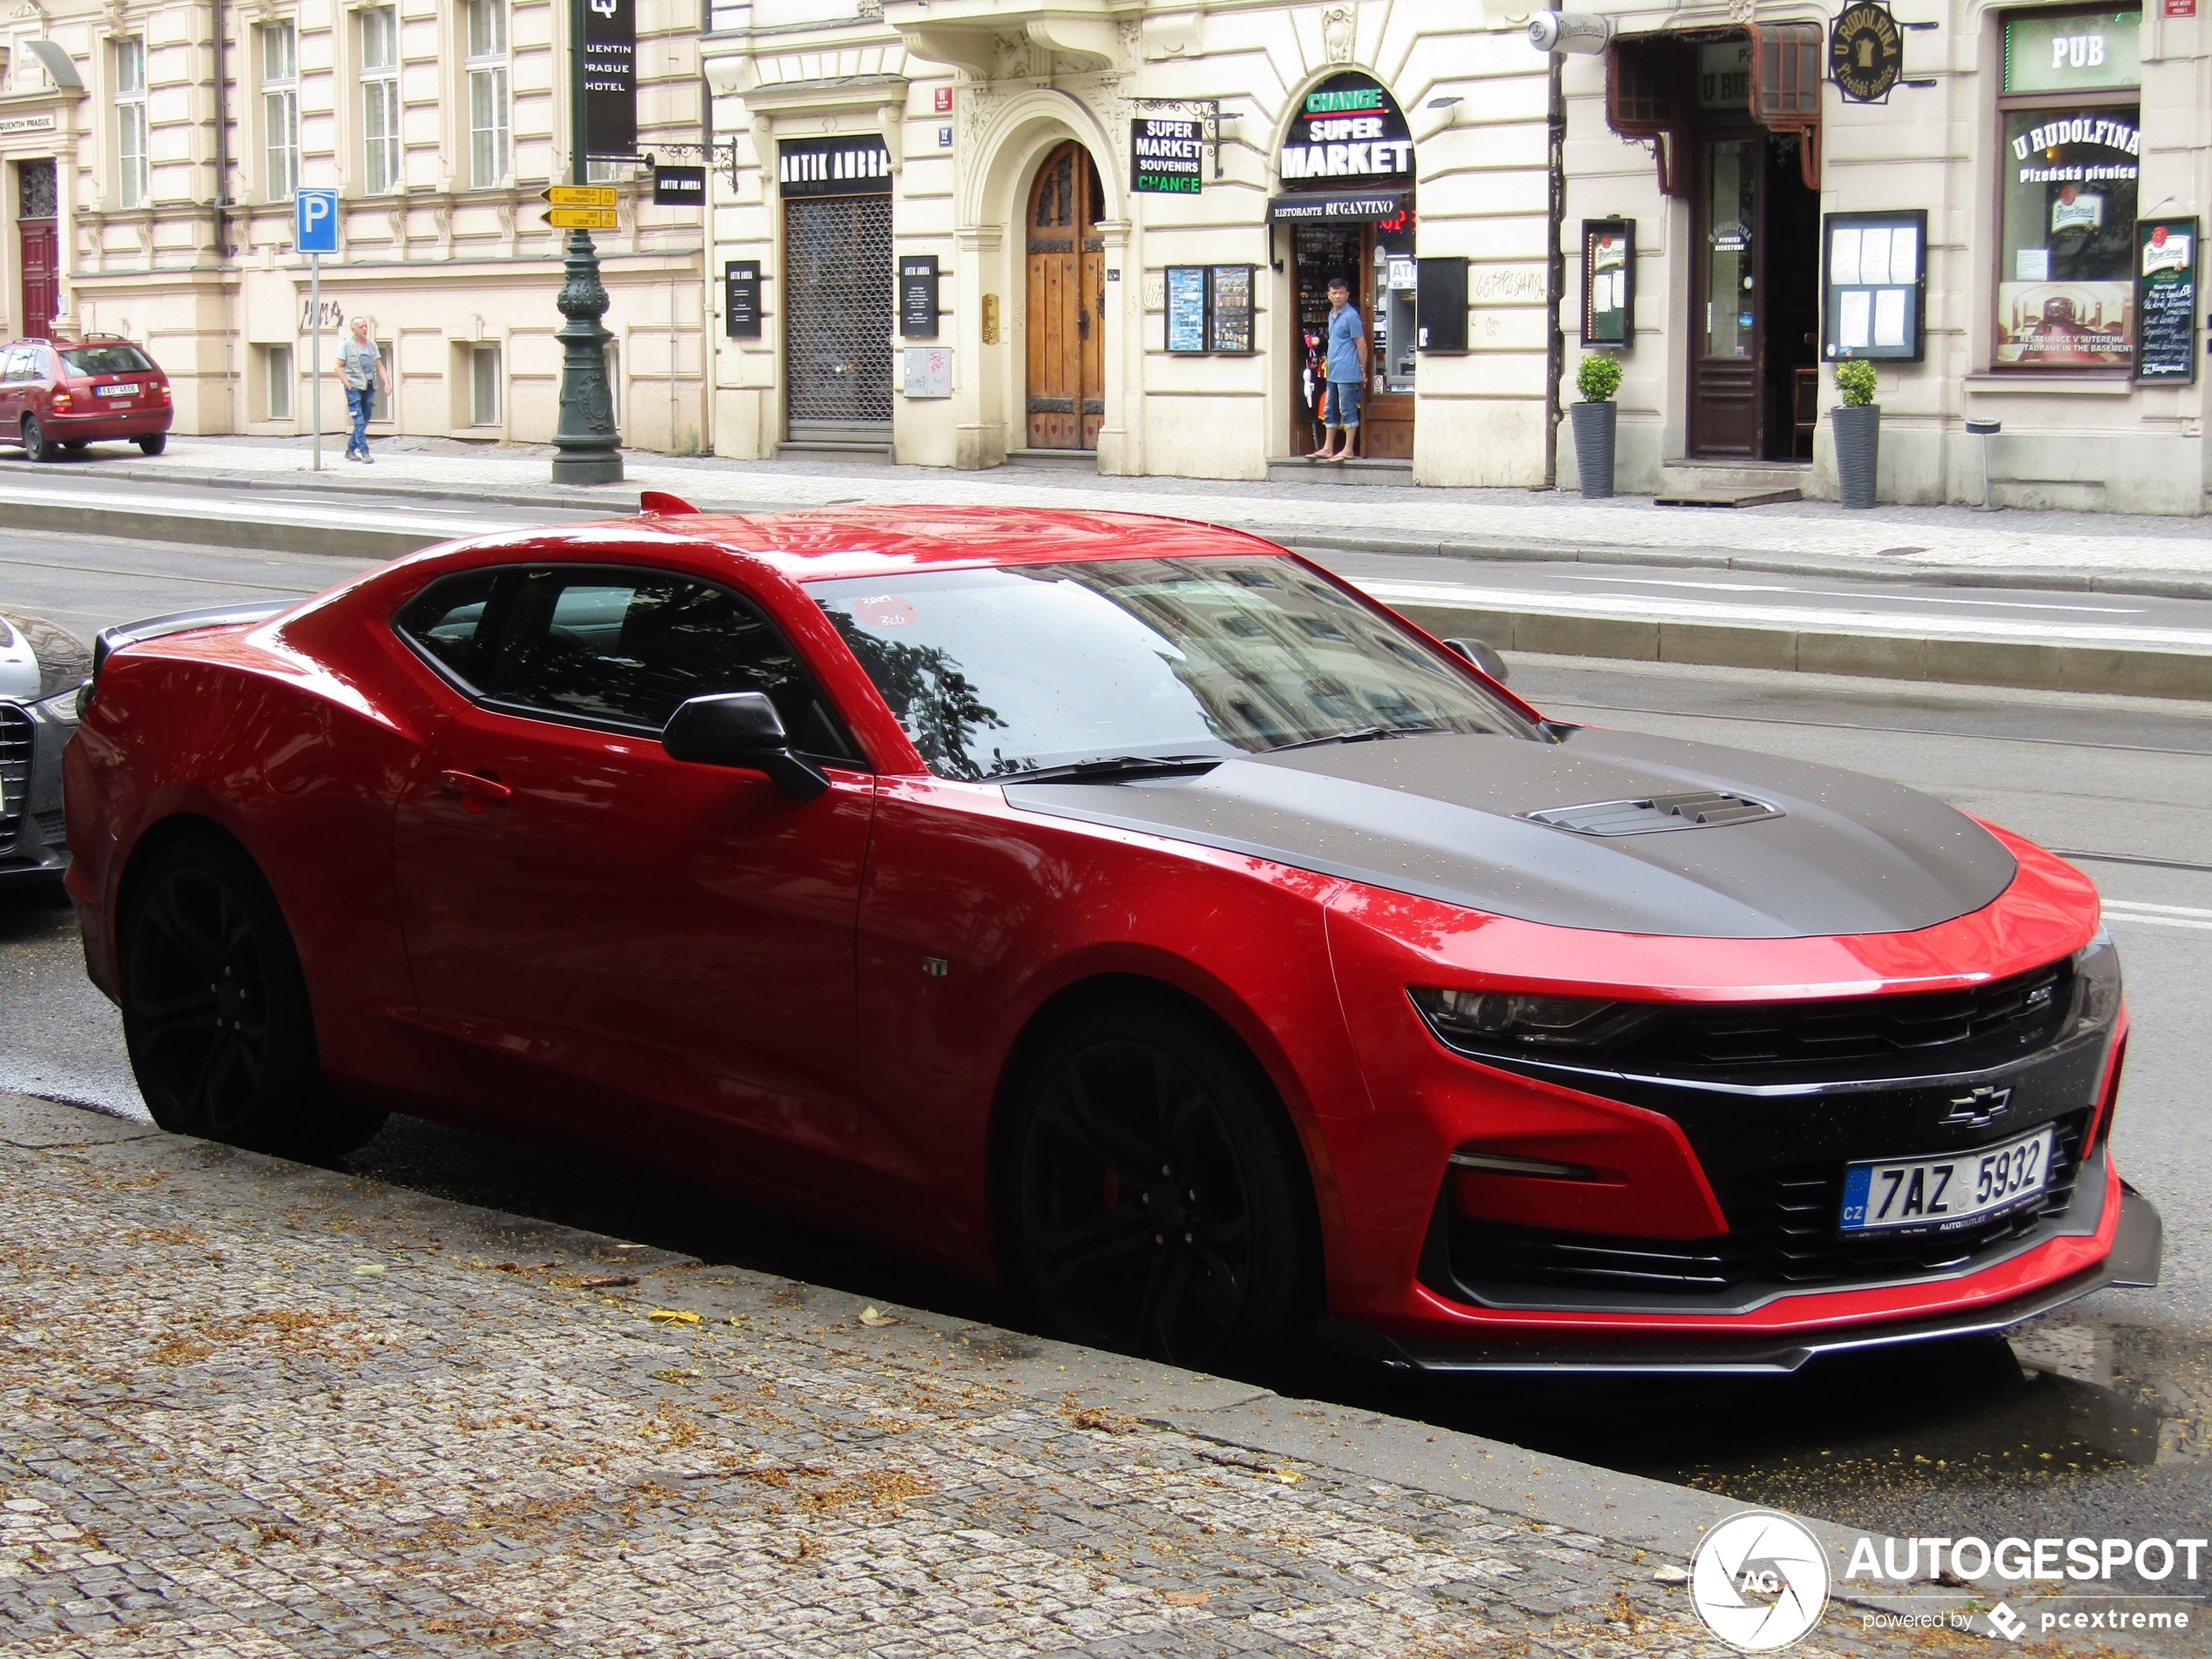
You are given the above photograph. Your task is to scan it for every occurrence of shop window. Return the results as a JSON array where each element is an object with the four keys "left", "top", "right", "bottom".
[
  {"left": 264, "top": 343, "right": 293, "bottom": 421},
  {"left": 470, "top": 344, "right": 501, "bottom": 425},
  {"left": 1994, "top": 7, "right": 2140, "bottom": 370},
  {"left": 465, "top": 0, "right": 509, "bottom": 189},
  {"left": 361, "top": 6, "right": 401, "bottom": 194},
  {"left": 262, "top": 23, "right": 298, "bottom": 202},
  {"left": 114, "top": 37, "right": 147, "bottom": 207}
]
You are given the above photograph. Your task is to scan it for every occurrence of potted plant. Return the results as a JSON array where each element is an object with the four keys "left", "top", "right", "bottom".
[
  {"left": 1569, "top": 354, "right": 1622, "bottom": 498},
  {"left": 1831, "top": 359, "right": 1880, "bottom": 509}
]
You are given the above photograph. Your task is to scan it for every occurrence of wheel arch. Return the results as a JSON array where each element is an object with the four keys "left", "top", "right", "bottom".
[{"left": 983, "top": 970, "right": 1336, "bottom": 1297}]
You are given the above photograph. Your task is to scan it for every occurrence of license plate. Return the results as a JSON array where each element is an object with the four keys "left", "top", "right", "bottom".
[
  {"left": 1839, "top": 1125, "right": 2054, "bottom": 1234},
  {"left": 96, "top": 383, "right": 138, "bottom": 397}
]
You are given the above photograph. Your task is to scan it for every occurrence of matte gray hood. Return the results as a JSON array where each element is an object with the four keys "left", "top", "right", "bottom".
[{"left": 1002, "top": 728, "right": 2016, "bottom": 939}]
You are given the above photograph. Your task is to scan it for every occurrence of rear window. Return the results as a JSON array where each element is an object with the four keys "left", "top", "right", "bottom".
[{"left": 61, "top": 344, "right": 158, "bottom": 376}]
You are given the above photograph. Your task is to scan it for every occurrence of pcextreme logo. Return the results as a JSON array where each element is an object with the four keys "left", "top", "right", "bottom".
[{"left": 1691, "top": 1511, "right": 1831, "bottom": 1650}]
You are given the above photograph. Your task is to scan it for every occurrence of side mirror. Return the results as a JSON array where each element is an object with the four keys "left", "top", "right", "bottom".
[
  {"left": 1443, "top": 637, "right": 1510, "bottom": 683},
  {"left": 662, "top": 691, "right": 829, "bottom": 801}
]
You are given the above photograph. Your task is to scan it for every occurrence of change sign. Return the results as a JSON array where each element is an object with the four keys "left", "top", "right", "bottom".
[
  {"left": 1131, "top": 118, "right": 1204, "bottom": 195},
  {"left": 583, "top": 0, "right": 636, "bottom": 158}
]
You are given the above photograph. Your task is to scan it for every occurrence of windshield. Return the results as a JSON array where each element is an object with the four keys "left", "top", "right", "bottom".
[
  {"left": 808, "top": 555, "right": 1540, "bottom": 780},
  {"left": 61, "top": 344, "right": 157, "bottom": 377}
]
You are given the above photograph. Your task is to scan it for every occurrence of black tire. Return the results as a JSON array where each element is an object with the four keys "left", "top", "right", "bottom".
[
  {"left": 1008, "top": 997, "right": 1318, "bottom": 1376},
  {"left": 137, "top": 433, "right": 166, "bottom": 456},
  {"left": 23, "top": 415, "right": 57, "bottom": 462},
  {"left": 120, "top": 836, "right": 385, "bottom": 1159}
]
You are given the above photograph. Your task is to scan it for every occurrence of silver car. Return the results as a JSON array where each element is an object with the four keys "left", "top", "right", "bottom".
[{"left": 0, "top": 611, "right": 84, "bottom": 888}]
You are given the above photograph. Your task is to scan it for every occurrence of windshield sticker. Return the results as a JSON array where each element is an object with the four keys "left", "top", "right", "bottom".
[{"left": 851, "top": 595, "right": 917, "bottom": 629}]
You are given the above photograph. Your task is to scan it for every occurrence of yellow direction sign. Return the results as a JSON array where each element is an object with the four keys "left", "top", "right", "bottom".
[
  {"left": 543, "top": 185, "right": 617, "bottom": 208},
  {"left": 544, "top": 206, "right": 618, "bottom": 230}
]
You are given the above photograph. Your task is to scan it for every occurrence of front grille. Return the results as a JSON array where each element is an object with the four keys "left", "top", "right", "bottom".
[
  {"left": 1607, "top": 958, "right": 2072, "bottom": 1080},
  {"left": 0, "top": 705, "right": 30, "bottom": 847},
  {"left": 1440, "top": 1111, "right": 2089, "bottom": 1304},
  {"left": 31, "top": 806, "right": 64, "bottom": 846}
]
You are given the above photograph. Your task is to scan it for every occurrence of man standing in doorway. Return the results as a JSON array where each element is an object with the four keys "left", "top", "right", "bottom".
[
  {"left": 1309, "top": 275, "right": 1369, "bottom": 461},
  {"left": 338, "top": 315, "right": 391, "bottom": 463}
]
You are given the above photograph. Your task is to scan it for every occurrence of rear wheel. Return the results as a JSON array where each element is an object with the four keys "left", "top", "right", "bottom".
[
  {"left": 1008, "top": 999, "right": 1316, "bottom": 1376},
  {"left": 136, "top": 433, "right": 166, "bottom": 456},
  {"left": 23, "top": 415, "right": 57, "bottom": 462},
  {"left": 120, "top": 837, "right": 385, "bottom": 1159}
]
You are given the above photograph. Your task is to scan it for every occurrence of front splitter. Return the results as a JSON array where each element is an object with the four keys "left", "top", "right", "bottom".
[{"left": 1325, "top": 1184, "right": 2161, "bottom": 1376}]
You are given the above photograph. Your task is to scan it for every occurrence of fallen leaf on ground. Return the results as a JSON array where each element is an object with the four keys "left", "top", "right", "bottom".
[
  {"left": 1161, "top": 1590, "right": 1211, "bottom": 1607},
  {"left": 859, "top": 1306, "right": 899, "bottom": 1327},
  {"left": 1273, "top": 1469, "right": 1302, "bottom": 1484},
  {"left": 647, "top": 1308, "right": 702, "bottom": 1325},
  {"left": 351, "top": 1264, "right": 385, "bottom": 1277},
  {"left": 1651, "top": 1565, "right": 1690, "bottom": 1583}
]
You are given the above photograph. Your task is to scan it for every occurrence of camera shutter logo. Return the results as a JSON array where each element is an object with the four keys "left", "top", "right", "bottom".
[{"left": 1691, "top": 1511, "right": 1830, "bottom": 1650}]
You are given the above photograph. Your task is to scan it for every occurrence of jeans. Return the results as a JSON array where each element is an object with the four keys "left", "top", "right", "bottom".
[
  {"left": 1324, "top": 379, "right": 1362, "bottom": 429},
  {"left": 345, "top": 385, "right": 373, "bottom": 455}
]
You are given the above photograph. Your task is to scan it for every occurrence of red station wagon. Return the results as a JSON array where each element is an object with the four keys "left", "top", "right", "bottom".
[{"left": 0, "top": 335, "right": 172, "bottom": 461}]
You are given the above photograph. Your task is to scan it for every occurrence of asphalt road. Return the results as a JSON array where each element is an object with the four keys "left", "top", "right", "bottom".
[{"left": 5, "top": 527, "right": 2211, "bottom": 1601}]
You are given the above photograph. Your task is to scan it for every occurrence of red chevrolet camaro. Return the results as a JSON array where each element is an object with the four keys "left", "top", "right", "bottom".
[{"left": 64, "top": 504, "right": 2158, "bottom": 1374}]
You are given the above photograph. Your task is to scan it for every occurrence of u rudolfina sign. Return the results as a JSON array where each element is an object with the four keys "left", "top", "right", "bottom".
[{"left": 1831, "top": 0, "right": 1905, "bottom": 101}]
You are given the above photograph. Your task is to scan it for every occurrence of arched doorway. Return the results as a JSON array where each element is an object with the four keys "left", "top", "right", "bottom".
[{"left": 1025, "top": 141, "right": 1105, "bottom": 450}]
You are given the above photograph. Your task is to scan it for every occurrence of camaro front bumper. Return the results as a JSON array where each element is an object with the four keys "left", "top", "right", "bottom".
[{"left": 1322, "top": 1179, "right": 2161, "bottom": 1374}]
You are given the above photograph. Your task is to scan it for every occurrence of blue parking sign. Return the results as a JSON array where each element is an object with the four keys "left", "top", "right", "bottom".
[{"left": 294, "top": 187, "right": 340, "bottom": 253}]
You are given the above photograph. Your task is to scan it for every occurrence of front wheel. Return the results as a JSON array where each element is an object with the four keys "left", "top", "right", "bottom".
[
  {"left": 120, "top": 836, "right": 385, "bottom": 1159},
  {"left": 1008, "top": 999, "right": 1317, "bottom": 1376},
  {"left": 137, "top": 432, "right": 167, "bottom": 456},
  {"left": 23, "top": 415, "right": 57, "bottom": 462}
]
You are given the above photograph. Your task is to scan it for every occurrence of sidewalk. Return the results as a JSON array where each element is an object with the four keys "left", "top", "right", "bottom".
[
  {"left": 0, "top": 1089, "right": 2051, "bottom": 1658},
  {"left": 26, "top": 434, "right": 2212, "bottom": 593}
]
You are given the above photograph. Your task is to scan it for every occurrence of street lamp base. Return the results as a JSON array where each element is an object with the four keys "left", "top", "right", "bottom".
[{"left": 550, "top": 452, "right": 626, "bottom": 487}]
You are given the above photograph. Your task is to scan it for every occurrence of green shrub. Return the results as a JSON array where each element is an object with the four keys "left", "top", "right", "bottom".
[
  {"left": 1835, "top": 359, "right": 1879, "bottom": 408},
  {"left": 1575, "top": 354, "right": 1622, "bottom": 402}
]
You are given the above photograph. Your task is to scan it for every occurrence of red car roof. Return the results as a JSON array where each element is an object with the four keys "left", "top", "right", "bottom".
[{"left": 643, "top": 505, "right": 1280, "bottom": 581}]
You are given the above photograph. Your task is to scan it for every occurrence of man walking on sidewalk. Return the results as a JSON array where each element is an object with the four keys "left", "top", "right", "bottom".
[
  {"left": 338, "top": 317, "right": 391, "bottom": 464},
  {"left": 1309, "top": 276, "right": 1370, "bottom": 462}
]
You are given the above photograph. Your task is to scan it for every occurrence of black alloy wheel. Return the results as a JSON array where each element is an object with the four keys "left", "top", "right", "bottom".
[
  {"left": 137, "top": 433, "right": 166, "bottom": 456},
  {"left": 120, "top": 837, "right": 385, "bottom": 1158},
  {"left": 1010, "top": 1000, "right": 1315, "bottom": 1375},
  {"left": 23, "top": 415, "right": 57, "bottom": 462}
]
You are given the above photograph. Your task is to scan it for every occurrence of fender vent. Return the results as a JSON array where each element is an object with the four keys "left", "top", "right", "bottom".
[{"left": 1522, "top": 790, "right": 1782, "bottom": 836}]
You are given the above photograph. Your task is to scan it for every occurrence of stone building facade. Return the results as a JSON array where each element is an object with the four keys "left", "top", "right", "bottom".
[{"left": 0, "top": 0, "right": 709, "bottom": 451}]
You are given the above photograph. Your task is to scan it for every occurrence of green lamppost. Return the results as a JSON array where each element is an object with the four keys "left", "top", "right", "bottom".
[{"left": 550, "top": 0, "right": 624, "bottom": 484}]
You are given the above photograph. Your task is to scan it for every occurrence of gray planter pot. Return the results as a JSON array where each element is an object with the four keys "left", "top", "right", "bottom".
[
  {"left": 1832, "top": 402, "right": 1880, "bottom": 509},
  {"left": 1570, "top": 399, "right": 1616, "bottom": 499}
]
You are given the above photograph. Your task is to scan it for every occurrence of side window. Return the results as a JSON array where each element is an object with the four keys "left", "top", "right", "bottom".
[
  {"left": 488, "top": 570, "right": 853, "bottom": 759},
  {"left": 2, "top": 347, "right": 30, "bottom": 382},
  {"left": 395, "top": 568, "right": 510, "bottom": 691}
]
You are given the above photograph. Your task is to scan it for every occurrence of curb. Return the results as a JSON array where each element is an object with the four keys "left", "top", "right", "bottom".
[
  {"left": 8, "top": 454, "right": 2212, "bottom": 600},
  {"left": 19, "top": 489, "right": 2212, "bottom": 702},
  {"left": 1386, "top": 598, "right": 2212, "bottom": 703}
]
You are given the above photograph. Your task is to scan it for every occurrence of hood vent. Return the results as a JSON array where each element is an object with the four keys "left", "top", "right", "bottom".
[{"left": 1522, "top": 790, "right": 1783, "bottom": 837}]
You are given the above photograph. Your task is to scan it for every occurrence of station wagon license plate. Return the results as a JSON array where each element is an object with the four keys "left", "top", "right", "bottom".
[
  {"left": 97, "top": 383, "right": 138, "bottom": 397},
  {"left": 1838, "top": 1125, "right": 2054, "bottom": 1234}
]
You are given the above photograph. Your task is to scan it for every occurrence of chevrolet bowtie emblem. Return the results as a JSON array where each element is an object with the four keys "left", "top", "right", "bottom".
[{"left": 1940, "top": 1085, "right": 2014, "bottom": 1128}]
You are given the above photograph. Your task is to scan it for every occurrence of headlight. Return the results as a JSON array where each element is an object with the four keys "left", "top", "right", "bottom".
[
  {"left": 2074, "top": 927, "right": 2121, "bottom": 1033},
  {"left": 29, "top": 685, "right": 81, "bottom": 727},
  {"left": 1409, "top": 987, "right": 1662, "bottom": 1055}
]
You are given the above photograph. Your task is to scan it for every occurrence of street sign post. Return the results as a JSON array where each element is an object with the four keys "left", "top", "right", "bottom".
[
  {"left": 543, "top": 185, "right": 617, "bottom": 208},
  {"left": 550, "top": 0, "right": 624, "bottom": 485},
  {"left": 294, "top": 188, "right": 340, "bottom": 471}
]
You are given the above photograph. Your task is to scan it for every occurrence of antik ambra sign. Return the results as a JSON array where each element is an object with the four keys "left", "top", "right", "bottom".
[{"left": 1278, "top": 72, "right": 1413, "bottom": 185}]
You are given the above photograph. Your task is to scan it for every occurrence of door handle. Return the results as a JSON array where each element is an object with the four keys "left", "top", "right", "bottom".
[{"left": 439, "top": 769, "right": 512, "bottom": 812}]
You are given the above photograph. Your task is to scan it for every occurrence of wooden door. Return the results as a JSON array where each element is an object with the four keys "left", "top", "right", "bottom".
[
  {"left": 1026, "top": 142, "right": 1105, "bottom": 451},
  {"left": 1689, "top": 133, "right": 1763, "bottom": 459},
  {"left": 18, "top": 219, "right": 55, "bottom": 341}
]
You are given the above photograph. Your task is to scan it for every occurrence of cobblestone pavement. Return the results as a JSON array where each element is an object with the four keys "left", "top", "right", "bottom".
[
  {"left": 0, "top": 1091, "right": 2180, "bottom": 1656},
  {"left": 23, "top": 434, "right": 2212, "bottom": 583}
]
